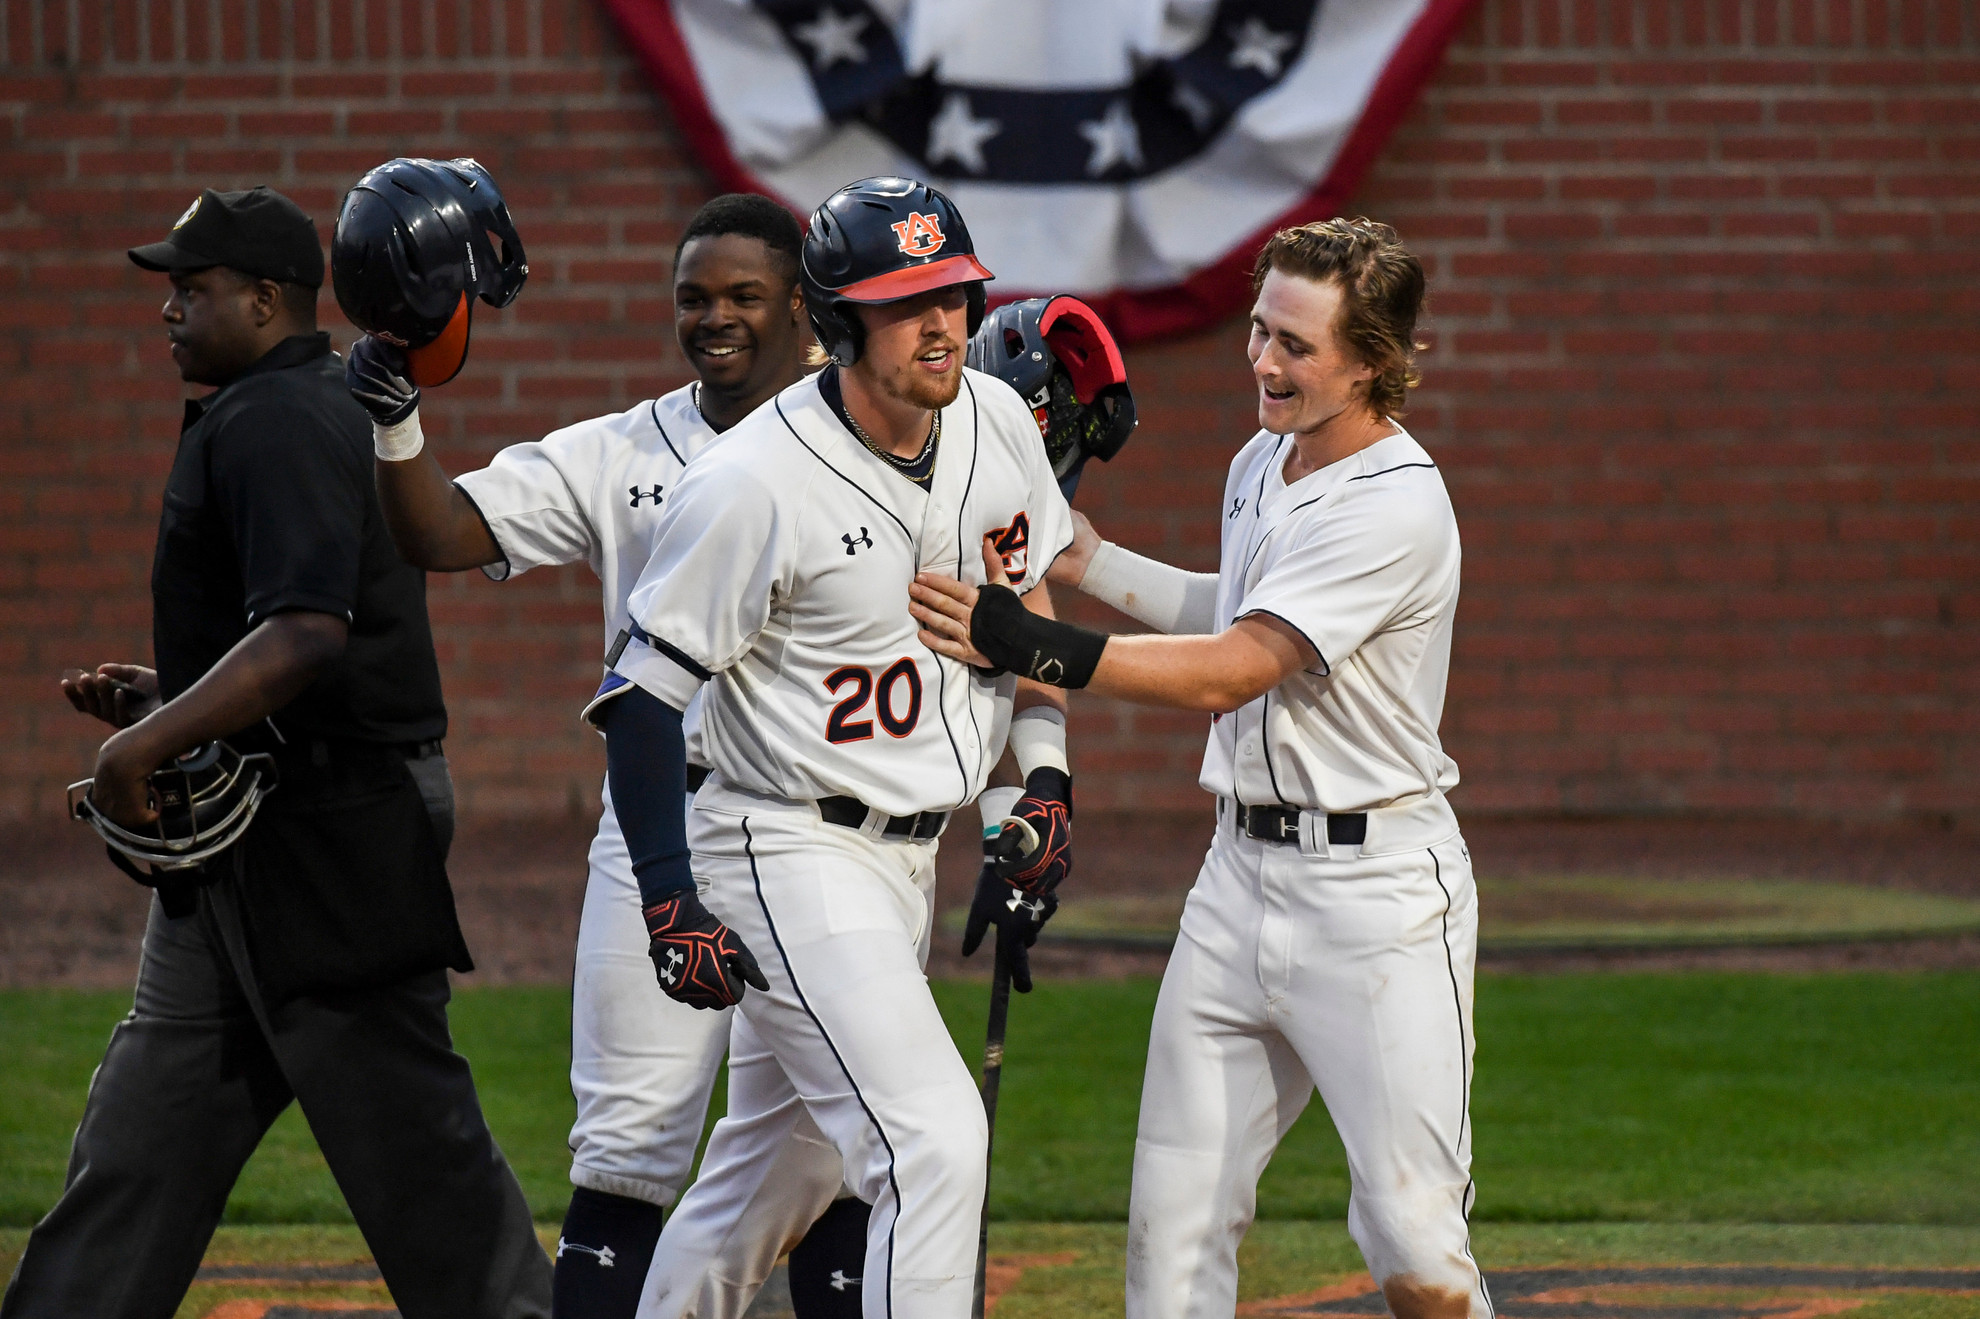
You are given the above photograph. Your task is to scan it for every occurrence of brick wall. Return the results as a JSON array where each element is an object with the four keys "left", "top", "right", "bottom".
[{"left": 2, "top": 0, "right": 1975, "bottom": 824}]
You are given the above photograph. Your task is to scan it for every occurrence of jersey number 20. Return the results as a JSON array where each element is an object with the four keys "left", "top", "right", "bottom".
[{"left": 824, "top": 659, "right": 922, "bottom": 743}]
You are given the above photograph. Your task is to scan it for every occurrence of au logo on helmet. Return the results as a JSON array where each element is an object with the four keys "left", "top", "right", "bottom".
[{"left": 890, "top": 212, "right": 945, "bottom": 257}]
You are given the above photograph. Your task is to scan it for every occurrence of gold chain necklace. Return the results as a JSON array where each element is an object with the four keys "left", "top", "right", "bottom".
[{"left": 845, "top": 404, "right": 940, "bottom": 471}]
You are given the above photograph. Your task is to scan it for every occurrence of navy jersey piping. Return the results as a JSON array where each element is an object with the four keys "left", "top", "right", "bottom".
[
  {"left": 649, "top": 398, "right": 688, "bottom": 466},
  {"left": 774, "top": 395, "right": 917, "bottom": 550},
  {"left": 743, "top": 818, "right": 902, "bottom": 1318}
]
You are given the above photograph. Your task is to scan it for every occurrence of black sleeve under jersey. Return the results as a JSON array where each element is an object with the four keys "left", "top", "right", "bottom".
[{"left": 600, "top": 685, "right": 695, "bottom": 907}]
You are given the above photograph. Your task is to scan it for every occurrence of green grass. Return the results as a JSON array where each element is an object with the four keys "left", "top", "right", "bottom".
[
  {"left": 1015, "top": 875, "right": 1980, "bottom": 950},
  {"left": 2, "top": 974, "right": 1976, "bottom": 1229}
]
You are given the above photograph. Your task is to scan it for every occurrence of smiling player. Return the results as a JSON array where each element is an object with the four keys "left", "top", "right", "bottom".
[
  {"left": 345, "top": 194, "right": 877, "bottom": 1319},
  {"left": 910, "top": 219, "right": 1491, "bottom": 1319},
  {"left": 588, "top": 176, "right": 1076, "bottom": 1319}
]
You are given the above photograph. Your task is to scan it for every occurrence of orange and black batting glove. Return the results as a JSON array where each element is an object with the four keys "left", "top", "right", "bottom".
[
  {"left": 643, "top": 891, "right": 770, "bottom": 1011},
  {"left": 992, "top": 767, "right": 1073, "bottom": 897}
]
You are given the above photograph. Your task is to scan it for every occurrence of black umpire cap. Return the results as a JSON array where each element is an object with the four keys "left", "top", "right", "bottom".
[{"left": 129, "top": 186, "right": 325, "bottom": 288}]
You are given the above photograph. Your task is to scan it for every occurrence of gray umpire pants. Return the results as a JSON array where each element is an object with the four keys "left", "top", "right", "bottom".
[{"left": 0, "top": 756, "right": 552, "bottom": 1319}]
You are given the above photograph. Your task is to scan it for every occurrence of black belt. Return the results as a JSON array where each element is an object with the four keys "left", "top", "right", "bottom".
[
  {"left": 685, "top": 764, "right": 711, "bottom": 794},
  {"left": 1233, "top": 803, "right": 1367, "bottom": 847},
  {"left": 818, "top": 795, "right": 949, "bottom": 841}
]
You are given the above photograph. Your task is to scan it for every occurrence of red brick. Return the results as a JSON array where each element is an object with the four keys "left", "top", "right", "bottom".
[{"left": 0, "top": 0, "right": 1971, "bottom": 826}]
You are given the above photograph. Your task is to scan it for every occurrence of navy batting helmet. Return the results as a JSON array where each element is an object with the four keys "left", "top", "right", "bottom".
[
  {"left": 801, "top": 176, "right": 993, "bottom": 367},
  {"left": 331, "top": 157, "right": 528, "bottom": 387},
  {"left": 968, "top": 295, "right": 1136, "bottom": 500}
]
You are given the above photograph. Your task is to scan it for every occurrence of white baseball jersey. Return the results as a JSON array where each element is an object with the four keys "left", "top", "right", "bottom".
[
  {"left": 1202, "top": 427, "right": 1461, "bottom": 813},
  {"left": 452, "top": 385, "right": 717, "bottom": 649},
  {"left": 600, "top": 367, "right": 1073, "bottom": 818}
]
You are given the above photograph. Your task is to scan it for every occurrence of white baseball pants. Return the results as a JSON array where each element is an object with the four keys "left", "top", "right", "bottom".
[
  {"left": 1127, "top": 802, "right": 1491, "bottom": 1319},
  {"left": 635, "top": 1010, "right": 849, "bottom": 1319},
  {"left": 568, "top": 781, "right": 732, "bottom": 1207},
  {"left": 638, "top": 779, "right": 987, "bottom": 1319}
]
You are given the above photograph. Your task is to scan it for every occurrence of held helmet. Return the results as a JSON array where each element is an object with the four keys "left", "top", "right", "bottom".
[
  {"left": 801, "top": 176, "right": 994, "bottom": 367},
  {"left": 69, "top": 739, "right": 279, "bottom": 887},
  {"left": 967, "top": 295, "right": 1137, "bottom": 500},
  {"left": 331, "top": 157, "right": 528, "bottom": 387}
]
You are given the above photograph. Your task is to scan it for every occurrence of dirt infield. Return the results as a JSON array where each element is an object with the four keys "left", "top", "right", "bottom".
[
  {"left": 15, "top": 1234, "right": 1974, "bottom": 1319},
  {"left": 5, "top": 810, "right": 1976, "bottom": 988}
]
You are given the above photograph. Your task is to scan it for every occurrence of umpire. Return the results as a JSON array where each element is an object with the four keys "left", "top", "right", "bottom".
[{"left": 2, "top": 187, "right": 553, "bottom": 1319}]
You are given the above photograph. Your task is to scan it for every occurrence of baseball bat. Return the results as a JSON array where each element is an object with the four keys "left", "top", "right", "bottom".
[{"left": 971, "top": 934, "right": 1014, "bottom": 1319}]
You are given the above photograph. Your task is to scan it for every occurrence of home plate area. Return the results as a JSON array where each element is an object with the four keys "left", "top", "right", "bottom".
[
  {"left": 185, "top": 1262, "right": 1980, "bottom": 1317},
  {"left": 1241, "top": 1267, "right": 1980, "bottom": 1318}
]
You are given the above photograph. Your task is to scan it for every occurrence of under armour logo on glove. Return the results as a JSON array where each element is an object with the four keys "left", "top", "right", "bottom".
[
  {"left": 829, "top": 1270, "right": 861, "bottom": 1292},
  {"left": 643, "top": 892, "right": 770, "bottom": 1010},
  {"left": 991, "top": 766, "right": 1073, "bottom": 897}
]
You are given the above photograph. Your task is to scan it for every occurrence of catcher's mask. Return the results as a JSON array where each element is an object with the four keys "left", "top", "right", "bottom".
[
  {"left": 331, "top": 156, "right": 528, "bottom": 387},
  {"left": 967, "top": 295, "right": 1136, "bottom": 500},
  {"left": 69, "top": 739, "right": 279, "bottom": 888}
]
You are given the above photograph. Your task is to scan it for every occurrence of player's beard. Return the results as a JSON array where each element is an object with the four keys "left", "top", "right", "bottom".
[{"left": 876, "top": 341, "right": 964, "bottom": 413}]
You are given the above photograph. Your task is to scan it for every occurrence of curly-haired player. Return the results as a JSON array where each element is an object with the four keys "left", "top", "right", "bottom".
[{"left": 912, "top": 219, "right": 1492, "bottom": 1319}]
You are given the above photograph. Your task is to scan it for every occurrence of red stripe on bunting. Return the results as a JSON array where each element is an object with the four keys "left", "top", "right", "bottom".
[{"left": 599, "top": 0, "right": 1483, "bottom": 342}]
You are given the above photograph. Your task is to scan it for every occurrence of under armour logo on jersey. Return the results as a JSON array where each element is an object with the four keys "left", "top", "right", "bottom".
[
  {"left": 629, "top": 484, "right": 664, "bottom": 507},
  {"left": 658, "top": 947, "right": 684, "bottom": 985},
  {"left": 829, "top": 1270, "right": 862, "bottom": 1292},
  {"left": 1228, "top": 496, "right": 1246, "bottom": 519},
  {"left": 556, "top": 1239, "right": 616, "bottom": 1267},
  {"left": 843, "top": 527, "right": 873, "bottom": 555},
  {"left": 890, "top": 212, "right": 945, "bottom": 256}
]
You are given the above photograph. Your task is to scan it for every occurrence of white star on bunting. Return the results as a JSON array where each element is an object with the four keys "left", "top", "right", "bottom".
[
  {"left": 925, "top": 92, "right": 1001, "bottom": 173},
  {"left": 1078, "top": 99, "right": 1144, "bottom": 176},
  {"left": 793, "top": 7, "right": 869, "bottom": 69},
  {"left": 1227, "top": 17, "right": 1295, "bottom": 77}
]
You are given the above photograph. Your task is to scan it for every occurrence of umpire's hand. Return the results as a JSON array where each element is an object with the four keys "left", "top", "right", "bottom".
[{"left": 643, "top": 891, "right": 769, "bottom": 1010}]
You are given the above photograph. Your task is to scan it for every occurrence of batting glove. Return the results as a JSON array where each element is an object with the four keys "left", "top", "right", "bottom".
[
  {"left": 643, "top": 891, "right": 769, "bottom": 1011},
  {"left": 961, "top": 856, "right": 1059, "bottom": 995},
  {"left": 345, "top": 334, "right": 421, "bottom": 426},
  {"left": 991, "top": 767, "right": 1073, "bottom": 897}
]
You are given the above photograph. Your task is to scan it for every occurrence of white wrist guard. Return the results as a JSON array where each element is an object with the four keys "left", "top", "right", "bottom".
[
  {"left": 1079, "top": 540, "right": 1219, "bottom": 635},
  {"left": 373, "top": 410, "right": 425, "bottom": 462},
  {"left": 977, "top": 786, "right": 1025, "bottom": 841},
  {"left": 1007, "top": 705, "right": 1070, "bottom": 778}
]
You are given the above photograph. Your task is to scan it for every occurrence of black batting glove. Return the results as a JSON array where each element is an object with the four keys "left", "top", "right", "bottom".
[
  {"left": 992, "top": 767, "right": 1073, "bottom": 896},
  {"left": 961, "top": 858, "right": 1059, "bottom": 995},
  {"left": 345, "top": 334, "right": 421, "bottom": 426},
  {"left": 643, "top": 890, "right": 769, "bottom": 1010}
]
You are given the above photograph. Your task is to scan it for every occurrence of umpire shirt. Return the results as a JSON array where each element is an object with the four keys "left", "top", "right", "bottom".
[{"left": 152, "top": 331, "right": 445, "bottom": 746}]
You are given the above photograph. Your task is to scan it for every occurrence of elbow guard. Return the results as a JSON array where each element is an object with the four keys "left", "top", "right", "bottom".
[{"left": 970, "top": 585, "right": 1107, "bottom": 689}]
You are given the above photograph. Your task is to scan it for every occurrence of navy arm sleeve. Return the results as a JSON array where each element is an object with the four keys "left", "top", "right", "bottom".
[{"left": 600, "top": 685, "right": 695, "bottom": 907}]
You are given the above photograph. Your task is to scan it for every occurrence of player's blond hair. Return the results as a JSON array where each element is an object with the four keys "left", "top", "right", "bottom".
[{"left": 1251, "top": 217, "right": 1425, "bottom": 419}]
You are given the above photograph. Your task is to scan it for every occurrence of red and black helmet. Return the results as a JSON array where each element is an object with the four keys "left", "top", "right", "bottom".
[
  {"left": 331, "top": 157, "right": 528, "bottom": 387},
  {"left": 967, "top": 295, "right": 1136, "bottom": 501},
  {"left": 801, "top": 176, "right": 994, "bottom": 367}
]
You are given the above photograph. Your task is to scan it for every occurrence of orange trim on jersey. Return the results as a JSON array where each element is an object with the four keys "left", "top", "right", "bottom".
[{"left": 838, "top": 254, "right": 995, "bottom": 304}]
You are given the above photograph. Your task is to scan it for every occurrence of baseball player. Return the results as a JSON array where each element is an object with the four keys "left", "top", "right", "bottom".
[
  {"left": 910, "top": 219, "right": 1492, "bottom": 1319},
  {"left": 587, "top": 176, "right": 1075, "bottom": 1319},
  {"left": 342, "top": 192, "right": 876, "bottom": 1319}
]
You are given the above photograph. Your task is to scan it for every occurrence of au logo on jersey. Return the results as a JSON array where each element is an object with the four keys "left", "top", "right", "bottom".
[
  {"left": 989, "top": 512, "right": 1030, "bottom": 583},
  {"left": 890, "top": 212, "right": 945, "bottom": 257}
]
